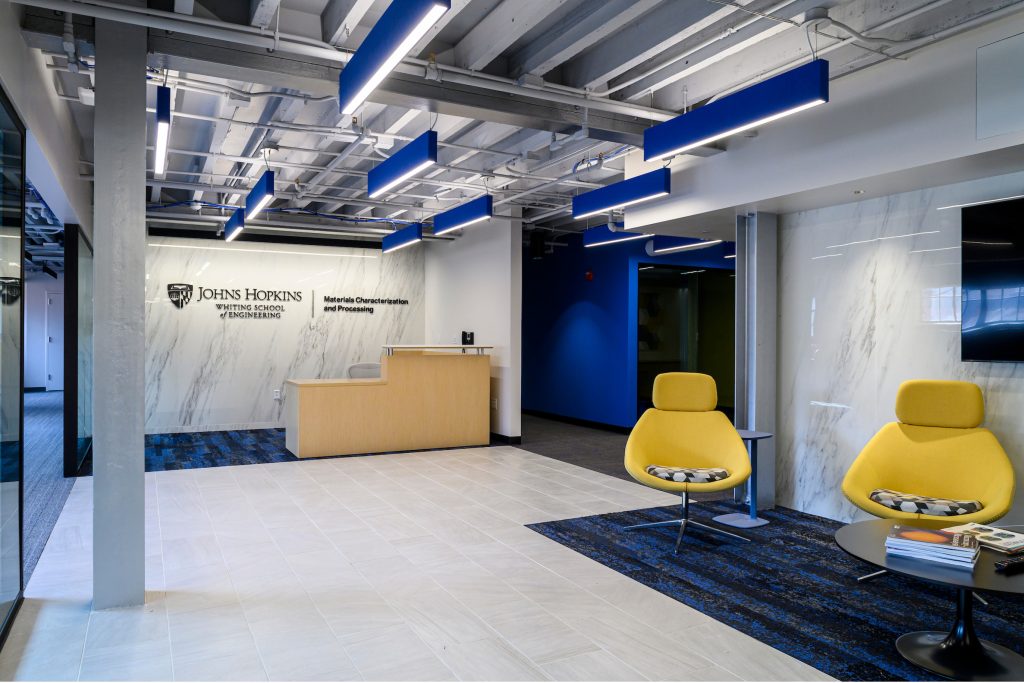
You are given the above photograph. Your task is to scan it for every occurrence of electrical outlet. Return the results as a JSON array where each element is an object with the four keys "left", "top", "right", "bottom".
[{"left": 273, "top": 389, "right": 281, "bottom": 401}]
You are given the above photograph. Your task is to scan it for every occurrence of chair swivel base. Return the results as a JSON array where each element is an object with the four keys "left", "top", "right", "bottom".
[{"left": 624, "top": 518, "right": 751, "bottom": 550}]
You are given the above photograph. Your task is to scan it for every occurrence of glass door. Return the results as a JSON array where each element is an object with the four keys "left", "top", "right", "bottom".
[{"left": 0, "top": 84, "right": 24, "bottom": 642}]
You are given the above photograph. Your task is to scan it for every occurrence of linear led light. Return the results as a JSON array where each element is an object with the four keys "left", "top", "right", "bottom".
[
  {"left": 368, "top": 130, "right": 437, "bottom": 198},
  {"left": 649, "top": 236, "right": 722, "bottom": 255},
  {"left": 224, "top": 208, "right": 245, "bottom": 242},
  {"left": 723, "top": 242, "right": 737, "bottom": 259},
  {"left": 245, "top": 170, "right": 275, "bottom": 220},
  {"left": 433, "top": 195, "right": 492, "bottom": 236},
  {"left": 154, "top": 85, "right": 171, "bottom": 176},
  {"left": 572, "top": 168, "right": 670, "bottom": 220},
  {"left": 582, "top": 223, "right": 650, "bottom": 248},
  {"left": 644, "top": 59, "right": 829, "bottom": 162},
  {"left": 382, "top": 223, "right": 423, "bottom": 254},
  {"left": 936, "top": 193, "right": 1024, "bottom": 210},
  {"left": 149, "top": 243, "right": 377, "bottom": 258},
  {"left": 339, "top": 0, "right": 451, "bottom": 115}
]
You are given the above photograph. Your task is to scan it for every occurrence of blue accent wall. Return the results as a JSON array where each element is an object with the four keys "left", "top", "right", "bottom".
[{"left": 523, "top": 234, "right": 734, "bottom": 428}]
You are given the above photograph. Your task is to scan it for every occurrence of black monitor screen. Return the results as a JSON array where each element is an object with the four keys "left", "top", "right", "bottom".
[{"left": 961, "top": 197, "right": 1024, "bottom": 362}]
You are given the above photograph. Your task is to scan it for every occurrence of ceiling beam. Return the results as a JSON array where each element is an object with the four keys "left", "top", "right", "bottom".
[
  {"left": 453, "top": 0, "right": 572, "bottom": 71},
  {"left": 249, "top": 0, "right": 281, "bottom": 29},
  {"left": 320, "top": 0, "right": 376, "bottom": 47},
  {"left": 133, "top": 29, "right": 648, "bottom": 145},
  {"left": 615, "top": 0, "right": 824, "bottom": 102},
  {"left": 559, "top": 0, "right": 748, "bottom": 89},
  {"left": 508, "top": 0, "right": 662, "bottom": 78}
]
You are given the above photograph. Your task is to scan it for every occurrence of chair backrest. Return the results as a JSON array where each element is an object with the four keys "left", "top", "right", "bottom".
[
  {"left": 894, "top": 379, "right": 984, "bottom": 428},
  {"left": 347, "top": 362, "right": 382, "bottom": 379},
  {"left": 652, "top": 372, "right": 717, "bottom": 412},
  {"left": 626, "top": 372, "right": 749, "bottom": 475},
  {"left": 843, "top": 379, "right": 1014, "bottom": 515}
]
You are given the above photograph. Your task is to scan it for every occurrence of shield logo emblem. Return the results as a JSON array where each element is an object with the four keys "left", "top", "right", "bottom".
[{"left": 167, "top": 283, "right": 194, "bottom": 309}]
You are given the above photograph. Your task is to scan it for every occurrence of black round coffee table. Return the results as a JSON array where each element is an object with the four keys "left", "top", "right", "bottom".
[{"left": 836, "top": 518, "right": 1024, "bottom": 681}]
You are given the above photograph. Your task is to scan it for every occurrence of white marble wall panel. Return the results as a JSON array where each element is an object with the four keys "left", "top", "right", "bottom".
[
  {"left": 778, "top": 171, "right": 1024, "bottom": 524},
  {"left": 145, "top": 237, "right": 424, "bottom": 433}
]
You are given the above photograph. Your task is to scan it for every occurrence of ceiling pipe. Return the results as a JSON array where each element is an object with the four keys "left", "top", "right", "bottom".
[{"left": 14, "top": 0, "right": 676, "bottom": 122}]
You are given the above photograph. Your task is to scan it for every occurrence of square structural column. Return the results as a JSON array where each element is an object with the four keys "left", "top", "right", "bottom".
[
  {"left": 735, "top": 212, "right": 777, "bottom": 511},
  {"left": 92, "top": 19, "right": 147, "bottom": 609}
]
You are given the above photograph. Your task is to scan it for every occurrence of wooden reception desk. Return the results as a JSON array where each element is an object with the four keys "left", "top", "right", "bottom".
[{"left": 285, "top": 347, "right": 492, "bottom": 458}]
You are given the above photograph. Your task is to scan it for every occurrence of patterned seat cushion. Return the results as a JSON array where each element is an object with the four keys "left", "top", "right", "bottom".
[
  {"left": 869, "top": 488, "right": 982, "bottom": 516},
  {"left": 646, "top": 465, "right": 730, "bottom": 484}
]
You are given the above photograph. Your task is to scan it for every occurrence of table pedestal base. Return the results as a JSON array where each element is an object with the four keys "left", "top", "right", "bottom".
[
  {"left": 896, "top": 589, "right": 1024, "bottom": 681},
  {"left": 711, "top": 512, "right": 769, "bottom": 528}
]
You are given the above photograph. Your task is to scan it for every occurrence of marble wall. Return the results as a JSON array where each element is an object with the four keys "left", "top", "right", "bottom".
[
  {"left": 778, "top": 170, "right": 1024, "bottom": 525},
  {"left": 145, "top": 237, "right": 424, "bottom": 433}
]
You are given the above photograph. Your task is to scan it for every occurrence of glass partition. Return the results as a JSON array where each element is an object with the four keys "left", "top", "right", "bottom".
[
  {"left": 76, "top": 229, "right": 92, "bottom": 468},
  {"left": 0, "top": 85, "right": 24, "bottom": 639}
]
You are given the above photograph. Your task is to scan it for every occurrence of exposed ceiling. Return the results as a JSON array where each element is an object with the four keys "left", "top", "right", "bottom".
[{"left": 16, "top": 0, "right": 1024, "bottom": 252}]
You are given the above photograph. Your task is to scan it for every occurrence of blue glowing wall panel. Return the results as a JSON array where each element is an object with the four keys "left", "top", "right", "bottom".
[
  {"left": 368, "top": 130, "right": 437, "bottom": 198},
  {"left": 339, "top": 0, "right": 451, "bottom": 114},
  {"left": 644, "top": 59, "right": 829, "bottom": 161},
  {"left": 433, "top": 195, "right": 492, "bottom": 235},
  {"left": 572, "top": 168, "right": 670, "bottom": 219},
  {"left": 522, "top": 235, "right": 735, "bottom": 428},
  {"left": 382, "top": 223, "right": 422, "bottom": 253}
]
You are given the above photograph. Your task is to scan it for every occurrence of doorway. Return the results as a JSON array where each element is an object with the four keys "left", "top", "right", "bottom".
[
  {"left": 637, "top": 264, "right": 735, "bottom": 418},
  {"left": 45, "top": 293, "right": 63, "bottom": 392}
]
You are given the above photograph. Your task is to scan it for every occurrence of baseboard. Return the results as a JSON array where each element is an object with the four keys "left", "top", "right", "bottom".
[
  {"left": 24, "top": 387, "right": 46, "bottom": 393},
  {"left": 522, "top": 409, "right": 632, "bottom": 434},
  {"left": 490, "top": 433, "right": 522, "bottom": 445}
]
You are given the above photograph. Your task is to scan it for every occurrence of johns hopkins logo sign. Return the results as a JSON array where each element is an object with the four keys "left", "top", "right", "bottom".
[
  {"left": 165, "top": 284, "right": 303, "bottom": 320},
  {"left": 163, "top": 282, "right": 407, "bottom": 319},
  {"left": 167, "top": 283, "right": 194, "bottom": 309}
]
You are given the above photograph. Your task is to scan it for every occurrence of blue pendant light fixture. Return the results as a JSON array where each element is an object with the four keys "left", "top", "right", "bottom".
[
  {"left": 339, "top": 0, "right": 451, "bottom": 115},
  {"left": 368, "top": 130, "right": 437, "bottom": 198},
  {"left": 382, "top": 223, "right": 423, "bottom": 253},
  {"left": 224, "top": 208, "right": 245, "bottom": 242},
  {"left": 572, "top": 168, "right": 670, "bottom": 220},
  {"left": 644, "top": 59, "right": 830, "bottom": 162},
  {"left": 154, "top": 85, "right": 172, "bottom": 176},
  {"left": 433, "top": 195, "right": 492, "bottom": 235},
  {"left": 583, "top": 223, "right": 650, "bottom": 248},
  {"left": 648, "top": 235, "right": 723, "bottom": 255},
  {"left": 245, "top": 170, "right": 275, "bottom": 219}
]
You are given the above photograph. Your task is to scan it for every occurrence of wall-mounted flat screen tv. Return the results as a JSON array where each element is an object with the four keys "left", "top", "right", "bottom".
[{"left": 962, "top": 197, "right": 1024, "bottom": 362}]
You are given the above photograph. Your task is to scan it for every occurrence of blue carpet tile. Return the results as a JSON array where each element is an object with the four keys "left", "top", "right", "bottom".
[
  {"left": 145, "top": 429, "right": 296, "bottom": 471},
  {"left": 527, "top": 501, "right": 1024, "bottom": 681},
  {"left": 77, "top": 428, "right": 297, "bottom": 475}
]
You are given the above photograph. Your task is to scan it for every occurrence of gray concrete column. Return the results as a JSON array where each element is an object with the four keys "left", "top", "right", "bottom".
[
  {"left": 735, "top": 212, "right": 777, "bottom": 510},
  {"left": 92, "top": 19, "right": 147, "bottom": 609}
]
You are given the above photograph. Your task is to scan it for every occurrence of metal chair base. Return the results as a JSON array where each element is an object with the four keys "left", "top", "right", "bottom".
[{"left": 624, "top": 494, "right": 751, "bottom": 552}]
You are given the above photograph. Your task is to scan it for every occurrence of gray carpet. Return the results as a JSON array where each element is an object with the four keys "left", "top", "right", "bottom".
[
  {"left": 519, "top": 413, "right": 732, "bottom": 503},
  {"left": 520, "top": 413, "right": 631, "bottom": 481},
  {"left": 24, "top": 391, "right": 72, "bottom": 582}
]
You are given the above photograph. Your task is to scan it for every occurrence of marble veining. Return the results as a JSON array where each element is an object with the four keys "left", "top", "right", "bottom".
[
  {"left": 145, "top": 237, "right": 424, "bottom": 433},
  {"left": 778, "top": 171, "right": 1024, "bottom": 524}
]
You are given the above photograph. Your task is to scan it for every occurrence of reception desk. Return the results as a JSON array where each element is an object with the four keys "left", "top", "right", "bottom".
[{"left": 285, "top": 347, "right": 491, "bottom": 458}]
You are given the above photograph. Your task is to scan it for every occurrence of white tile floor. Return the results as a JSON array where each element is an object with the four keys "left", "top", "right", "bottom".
[{"left": 0, "top": 446, "right": 832, "bottom": 681}]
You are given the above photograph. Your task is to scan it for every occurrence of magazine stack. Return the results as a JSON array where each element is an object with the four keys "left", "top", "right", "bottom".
[
  {"left": 885, "top": 525, "right": 980, "bottom": 569},
  {"left": 944, "top": 523, "right": 1024, "bottom": 555}
]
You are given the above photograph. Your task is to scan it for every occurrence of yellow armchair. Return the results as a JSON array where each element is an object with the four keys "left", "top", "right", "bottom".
[
  {"left": 624, "top": 372, "right": 751, "bottom": 551},
  {"left": 842, "top": 380, "right": 1015, "bottom": 526}
]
